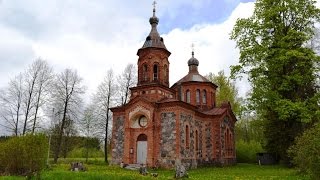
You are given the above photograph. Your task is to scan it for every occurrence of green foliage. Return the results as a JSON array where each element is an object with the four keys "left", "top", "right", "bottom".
[
  {"left": 0, "top": 134, "right": 48, "bottom": 176},
  {"left": 4, "top": 161, "right": 307, "bottom": 179},
  {"left": 235, "top": 106, "right": 265, "bottom": 143},
  {"left": 236, "top": 140, "right": 263, "bottom": 163},
  {"left": 49, "top": 124, "right": 101, "bottom": 159},
  {"left": 206, "top": 71, "right": 242, "bottom": 117},
  {"left": 67, "top": 147, "right": 104, "bottom": 158},
  {"left": 289, "top": 123, "right": 320, "bottom": 179},
  {"left": 230, "top": 0, "right": 320, "bottom": 162},
  {"left": 0, "top": 136, "right": 11, "bottom": 142}
]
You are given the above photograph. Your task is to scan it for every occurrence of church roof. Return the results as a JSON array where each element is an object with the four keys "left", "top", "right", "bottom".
[
  {"left": 173, "top": 51, "right": 211, "bottom": 85},
  {"left": 202, "top": 108, "right": 226, "bottom": 115},
  {"left": 174, "top": 71, "right": 210, "bottom": 84}
]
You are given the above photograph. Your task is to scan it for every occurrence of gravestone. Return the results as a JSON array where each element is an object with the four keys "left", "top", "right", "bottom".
[
  {"left": 175, "top": 164, "right": 188, "bottom": 178},
  {"left": 70, "top": 162, "right": 86, "bottom": 171},
  {"left": 139, "top": 164, "right": 148, "bottom": 176}
]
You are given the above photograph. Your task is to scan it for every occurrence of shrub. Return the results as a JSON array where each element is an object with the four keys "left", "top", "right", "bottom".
[
  {"left": 0, "top": 134, "right": 48, "bottom": 176},
  {"left": 67, "top": 147, "right": 104, "bottom": 158},
  {"left": 236, "top": 140, "right": 263, "bottom": 163},
  {"left": 288, "top": 123, "right": 320, "bottom": 179}
]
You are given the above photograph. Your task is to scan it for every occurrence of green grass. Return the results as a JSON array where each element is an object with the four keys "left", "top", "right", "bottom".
[{"left": 0, "top": 158, "right": 309, "bottom": 180}]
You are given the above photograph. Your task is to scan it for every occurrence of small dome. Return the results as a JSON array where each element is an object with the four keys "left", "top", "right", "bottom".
[
  {"left": 188, "top": 56, "right": 199, "bottom": 66},
  {"left": 149, "top": 16, "right": 159, "bottom": 25}
]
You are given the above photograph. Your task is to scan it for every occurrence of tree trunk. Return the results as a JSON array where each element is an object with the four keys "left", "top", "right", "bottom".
[
  {"left": 104, "top": 90, "right": 111, "bottom": 164},
  {"left": 53, "top": 101, "right": 68, "bottom": 163},
  {"left": 85, "top": 138, "right": 89, "bottom": 163},
  {"left": 23, "top": 79, "right": 36, "bottom": 135},
  {"left": 32, "top": 86, "right": 42, "bottom": 134},
  {"left": 104, "top": 115, "right": 109, "bottom": 163}
]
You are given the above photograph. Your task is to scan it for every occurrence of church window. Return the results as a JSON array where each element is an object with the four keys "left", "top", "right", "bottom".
[
  {"left": 153, "top": 64, "right": 158, "bottom": 81},
  {"left": 224, "top": 132, "right": 227, "bottom": 154},
  {"left": 186, "top": 125, "right": 190, "bottom": 149},
  {"left": 195, "top": 130, "right": 199, "bottom": 151},
  {"left": 186, "top": 90, "right": 190, "bottom": 103},
  {"left": 143, "top": 64, "right": 148, "bottom": 81},
  {"left": 202, "top": 90, "right": 207, "bottom": 104},
  {"left": 196, "top": 89, "right": 200, "bottom": 104},
  {"left": 211, "top": 92, "right": 215, "bottom": 106}
]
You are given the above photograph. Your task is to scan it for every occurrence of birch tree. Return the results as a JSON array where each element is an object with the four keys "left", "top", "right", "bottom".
[
  {"left": 94, "top": 69, "right": 117, "bottom": 163},
  {"left": 51, "top": 69, "right": 85, "bottom": 163},
  {"left": 0, "top": 74, "right": 24, "bottom": 136},
  {"left": 117, "top": 63, "right": 137, "bottom": 105}
]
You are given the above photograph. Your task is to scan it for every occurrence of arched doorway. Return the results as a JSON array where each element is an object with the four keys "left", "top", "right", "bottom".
[{"left": 137, "top": 134, "right": 147, "bottom": 164}]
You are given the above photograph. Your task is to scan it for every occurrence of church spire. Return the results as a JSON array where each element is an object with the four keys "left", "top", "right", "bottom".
[{"left": 138, "top": 0, "right": 168, "bottom": 52}]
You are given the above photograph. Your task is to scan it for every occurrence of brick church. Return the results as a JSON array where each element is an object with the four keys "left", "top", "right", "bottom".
[{"left": 111, "top": 4, "right": 236, "bottom": 169}]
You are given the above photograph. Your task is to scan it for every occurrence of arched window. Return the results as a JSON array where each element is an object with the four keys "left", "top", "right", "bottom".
[
  {"left": 195, "top": 130, "right": 199, "bottom": 151},
  {"left": 137, "top": 134, "right": 147, "bottom": 141},
  {"left": 186, "top": 90, "right": 191, "bottom": 103},
  {"left": 202, "top": 90, "right": 207, "bottom": 104},
  {"left": 224, "top": 132, "right": 227, "bottom": 155},
  {"left": 211, "top": 92, "right": 215, "bottom": 107},
  {"left": 196, "top": 89, "right": 200, "bottom": 104},
  {"left": 143, "top": 64, "right": 148, "bottom": 81},
  {"left": 229, "top": 133, "right": 232, "bottom": 156},
  {"left": 226, "top": 129, "right": 230, "bottom": 156},
  {"left": 186, "top": 125, "right": 190, "bottom": 149},
  {"left": 153, "top": 64, "right": 158, "bottom": 81}
]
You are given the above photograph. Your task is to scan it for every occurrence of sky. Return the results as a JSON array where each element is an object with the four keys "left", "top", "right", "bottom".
[{"left": 0, "top": 0, "right": 319, "bottom": 102}]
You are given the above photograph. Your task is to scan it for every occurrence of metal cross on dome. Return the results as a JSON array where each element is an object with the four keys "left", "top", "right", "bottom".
[
  {"left": 191, "top": 43, "right": 195, "bottom": 56},
  {"left": 152, "top": 0, "right": 157, "bottom": 16},
  {"left": 153, "top": 0, "right": 157, "bottom": 9}
]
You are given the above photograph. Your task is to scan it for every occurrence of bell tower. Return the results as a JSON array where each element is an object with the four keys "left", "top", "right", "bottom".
[{"left": 137, "top": 1, "right": 171, "bottom": 87}]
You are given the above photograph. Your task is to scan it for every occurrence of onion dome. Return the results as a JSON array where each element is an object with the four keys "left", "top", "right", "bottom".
[{"left": 188, "top": 51, "right": 199, "bottom": 66}]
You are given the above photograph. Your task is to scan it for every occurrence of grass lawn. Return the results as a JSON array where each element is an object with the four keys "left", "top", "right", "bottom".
[{"left": 0, "top": 159, "right": 309, "bottom": 180}]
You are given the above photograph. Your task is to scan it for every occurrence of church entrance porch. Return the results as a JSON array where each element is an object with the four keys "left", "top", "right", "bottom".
[{"left": 136, "top": 134, "right": 148, "bottom": 164}]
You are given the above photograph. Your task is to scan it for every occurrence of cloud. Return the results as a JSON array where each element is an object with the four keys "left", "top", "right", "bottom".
[
  {"left": 0, "top": 24, "right": 35, "bottom": 87},
  {"left": 163, "top": 2, "right": 255, "bottom": 96},
  {"left": 0, "top": 1, "right": 256, "bottom": 100}
]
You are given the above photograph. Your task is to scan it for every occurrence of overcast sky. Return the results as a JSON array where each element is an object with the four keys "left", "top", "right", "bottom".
[{"left": 0, "top": 0, "right": 319, "bottom": 100}]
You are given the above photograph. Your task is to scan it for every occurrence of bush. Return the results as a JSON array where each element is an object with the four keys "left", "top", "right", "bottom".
[
  {"left": 288, "top": 123, "right": 320, "bottom": 179},
  {"left": 67, "top": 147, "right": 104, "bottom": 158},
  {"left": 236, "top": 140, "right": 263, "bottom": 163},
  {"left": 0, "top": 134, "right": 48, "bottom": 176}
]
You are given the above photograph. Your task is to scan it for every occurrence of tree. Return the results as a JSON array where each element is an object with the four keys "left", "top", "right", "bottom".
[
  {"left": 51, "top": 69, "right": 85, "bottom": 163},
  {"left": 22, "top": 62, "right": 38, "bottom": 135},
  {"left": 94, "top": 69, "right": 117, "bottom": 163},
  {"left": 78, "top": 104, "right": 99, "bottom": 162},
  {"left": 231, "top": 0, "right": 320, "bottom": 162},
  {"left": 31, "top": 59, "right": 53, "bottom": 134},
  {"left": 0, "top": 74, "right": 24, "bottom": 136},
  {"left": 206, "top": 70, "right": 242, "bottom": 117},
  {"left": 117, "top": 63, "right": 137, "bottom": 105}
]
